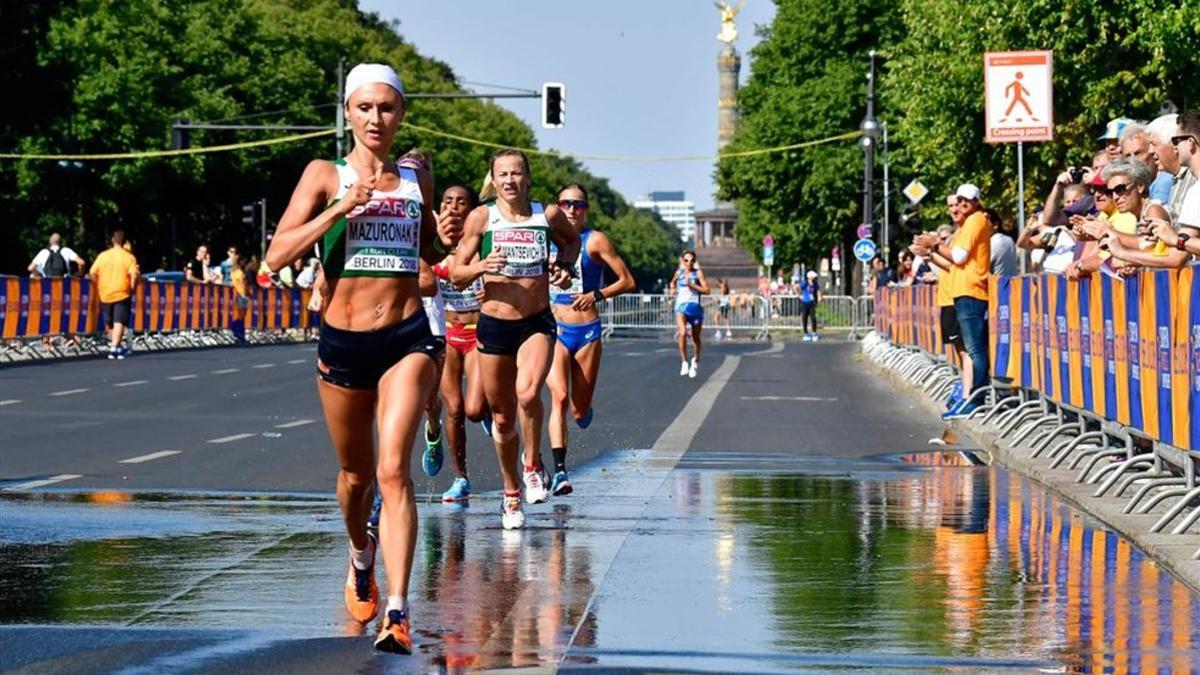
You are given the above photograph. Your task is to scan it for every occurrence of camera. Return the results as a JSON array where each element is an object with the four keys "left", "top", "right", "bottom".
[
  {"left": 1041, "top": 227, "right": 1063, "bottom": 252},
  {"left": 1068, "top": 167, "right": 1085, "bottom": 183}
]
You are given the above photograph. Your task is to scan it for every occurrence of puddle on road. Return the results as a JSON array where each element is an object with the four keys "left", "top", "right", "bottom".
[{"left": 1, "top": 454, "right": 1196, "bottom": 673}]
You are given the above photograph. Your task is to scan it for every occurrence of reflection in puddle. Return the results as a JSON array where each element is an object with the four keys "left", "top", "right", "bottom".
[{"left": 1, "top": 459, "right": 1196, "bottom": 672}]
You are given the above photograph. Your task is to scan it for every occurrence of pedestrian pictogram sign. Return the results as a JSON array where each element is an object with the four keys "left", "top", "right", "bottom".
[
  {"left": 902, "top": 179, "right": 928, "bottom": 205},
  {"left": 984, "top": 51, "right": 1053, "bottom": 143}
]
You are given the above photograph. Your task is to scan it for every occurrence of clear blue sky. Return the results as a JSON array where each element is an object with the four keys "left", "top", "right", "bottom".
[{"left": 360, "top": 0, "right": 777, "bottom": 211}]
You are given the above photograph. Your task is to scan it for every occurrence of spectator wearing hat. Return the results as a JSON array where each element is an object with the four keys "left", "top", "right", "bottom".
[
  {"left": 1120, "top": 122, "right": 1174, "bottom": 204},
  {"left": 1100, "top": 117, "right": 1134, "bottom": 162},
  {"left": 1149, "top": 110, "right": 1200, "bottom": 259},
  {"left": 922, "top": 184, "right": 991, "bottom": 418}
]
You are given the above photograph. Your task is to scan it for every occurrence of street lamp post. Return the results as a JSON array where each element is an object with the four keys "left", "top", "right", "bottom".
[{"left": 859, "top": 49, "right": 881, "bottom": 293}]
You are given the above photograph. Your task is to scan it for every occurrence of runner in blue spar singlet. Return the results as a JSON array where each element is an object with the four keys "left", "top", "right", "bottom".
[
  {"left": 546, "top": 184, "right": 636, "bottom": 496},
  {"left": 451, "top": 149, "right": 580, "bottom": 530},
  {"left": 672, "top": 251, "right": 710, "bottom": 378},
  {"left": 263, "top": 64, "right": 455, "bottom": 655}
]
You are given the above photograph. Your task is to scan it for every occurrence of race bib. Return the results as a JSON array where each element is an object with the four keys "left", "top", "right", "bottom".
[
  {"left": 344, "top": 198, "right": 421, "bottom": 274},
  {"left": 439, "top": 276, "right": 482, "bottom": 313},
  {"left": 492, "top": 227, "right": 547, "bottom": 278}
]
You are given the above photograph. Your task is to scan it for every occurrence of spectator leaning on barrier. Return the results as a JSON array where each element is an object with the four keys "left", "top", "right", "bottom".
[
  {"left": 1092, "top": 159, "right": 1183, "bottom": 269},
  {"left": 185, "top": 244, "right": 212, "bottom": 283},
  {"left": 985, "top": 209, "right": 1018, "bottom": 277},
  {"left": 90, "top": 230, "right": 139, "bottom": 359},
  {"left": 1149, "top": 110, "right": 1200, "bottom": 258},
  {"left": 799, "top": 270, "right": 820, "bottom": 341},
  {"left": 1120, "top": 121, "right": 1174, "bottom": 205},
  {"left": 219, "top": 245, "right": 237, "bottom": 285},
  {"left": 1146, "top": 113, "right": 1196, "bottom": 221},
  {"left": 28, "top": 233, "right": 85, "bottom": 278}
]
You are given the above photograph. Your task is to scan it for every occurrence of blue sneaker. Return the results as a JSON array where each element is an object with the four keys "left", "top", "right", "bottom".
[
  {"left": 945, "top": 381, "right": 963, "bottom": 410},
  {"left": 576, "top": 407, "right": 594, "bottom": 430},
  {"left": 551, "top": 470, "right": 573, "bottom": 496},
  {"left": 442, "top": 476, "right": 470, "bottom": 503},
  {"left": 422, "top": 423, "right": 444, "bottom": 477},
  {"left": 481, "top": 414, "right": 493, "bottom": 438},
  {"left": 942, "top": 400, "right": 978, "bottom": 421}
]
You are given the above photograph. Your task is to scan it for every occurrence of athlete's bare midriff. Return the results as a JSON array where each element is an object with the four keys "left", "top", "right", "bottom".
[
  {"left": 446, "top": 308, "right": 480, "bottom": 327},
  {"left": 323, "top": 276, "right": 424, "bottom": 332},
  {"left": 551, "top": 302, "right": 599, "bottom": 325},
  {"left": 481, "top": 275, "right": 551, "bottom": 320}
]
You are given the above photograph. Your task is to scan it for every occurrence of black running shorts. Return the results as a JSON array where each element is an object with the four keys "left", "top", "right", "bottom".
[
  {"left": 476, "top": 307, "right": 556, "bottom": 356},
  {"left": 939, "top": 305, "right": 962, "bottom": 346},
  {"left": 317, "top": 311, "right": 439, "bottom": 389}
]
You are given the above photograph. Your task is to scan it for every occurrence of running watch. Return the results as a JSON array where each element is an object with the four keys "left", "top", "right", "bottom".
[
  {"left": 1177, "top": 233, "right": 1191, "bottom": 251},
  {"left": 592, "top": 289, "right": 605, "bottom": 303}
]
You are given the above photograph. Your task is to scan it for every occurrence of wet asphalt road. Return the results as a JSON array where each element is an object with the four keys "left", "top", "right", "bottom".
[{"left": 2, "top": 339, "right": 1197, "bottom": 672}]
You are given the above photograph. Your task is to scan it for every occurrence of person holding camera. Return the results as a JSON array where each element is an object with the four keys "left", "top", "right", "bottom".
[{"left": 1019, "top": 167, "right": 1092, "bottom": 274}]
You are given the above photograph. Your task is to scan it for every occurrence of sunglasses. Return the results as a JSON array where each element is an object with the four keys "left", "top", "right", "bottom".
[
  {"left": 557, "top": 199, "right": 589, "bottom": 210},
  {"left": 1171, "top": 134, "right": 1197, "bottom": 147},
  {"left": 1107, "top": 182, "right": 1137, "bottom": 197}
]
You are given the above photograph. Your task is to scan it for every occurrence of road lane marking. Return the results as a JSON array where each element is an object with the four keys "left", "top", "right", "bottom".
[
  {"left": 740, "top": 395, "right": 838, "bottom": 402},
  {"left": 286, "top": 359, "right": 307, "bottom": 364},
  {"left": 0, "top": 399, "right": 21, "bottom": 407},
  {"left": 275, "top": 419, "right": 316, "bottom": 429},
  {"left": 207, "top": 433, "right": 256, "bottom": 444},
  {"left": 118, "top": 450, "right": 182, "bottom": 464},
  {"left": 211, "top": 368, "right": 239, "bottom": 374},
  {"left": 168, "top": 374, "right": 198, "bottom": 381},
  {"left": 2, "top": 474, "right": 83, "bottom": 491},
  {"left": 49, "top": 388, "right": 89, "bottom": 397},
  {"left": 113, "top": 380, "right": 149, "bottom": 387},
  {"left": 252, "top": 363, "right": 276, "bottom": 369}
]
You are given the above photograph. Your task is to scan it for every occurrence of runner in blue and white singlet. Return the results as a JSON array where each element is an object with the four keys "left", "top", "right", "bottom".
[
  {"left": 546, "top": 184, "right": 636, "bottom": 496},
  {"left": 672, "top": 250, "right": 710, "bottom": 378}
]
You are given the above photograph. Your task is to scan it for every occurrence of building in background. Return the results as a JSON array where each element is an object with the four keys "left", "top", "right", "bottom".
[{"left": 634, "top": 191, "right": 697, "bottom": 244}]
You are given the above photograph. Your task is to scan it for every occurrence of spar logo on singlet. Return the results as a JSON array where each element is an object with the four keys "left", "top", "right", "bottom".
[
  {"left": 493, "top": 228, "right": 547, "bottom": 278},
  {"left": 345, "top": 197, "right": 420, "bottom": 274}
]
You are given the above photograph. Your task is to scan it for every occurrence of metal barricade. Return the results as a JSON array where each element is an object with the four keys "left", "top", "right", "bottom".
[{"left": 604, "top": 293, "right": 770, "bottom": 338}]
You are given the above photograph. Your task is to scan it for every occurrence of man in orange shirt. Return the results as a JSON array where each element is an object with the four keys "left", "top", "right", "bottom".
[
  {"left": 90, "top": 230, "right": 140, "bottom": 359},
  {"left": 923, "top": 184, "right": 992, "bottom": 418}
]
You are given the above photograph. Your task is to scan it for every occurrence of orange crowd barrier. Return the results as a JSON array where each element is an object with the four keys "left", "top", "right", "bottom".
[
  {"left": 876, "top": 267, "right": 1200, "bottom": 452},
  {"left": 0, "top": 275, "right": 315, "bottom": 340}
]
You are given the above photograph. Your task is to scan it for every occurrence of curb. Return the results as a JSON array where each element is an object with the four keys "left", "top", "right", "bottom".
[{"left": 867, "top": 351, "right": 1200, "bottom": 595}]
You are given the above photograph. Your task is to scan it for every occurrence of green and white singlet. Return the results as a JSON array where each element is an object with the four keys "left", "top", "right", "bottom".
[
  {"left": 319, "top": 159, "right": 423, "bottom": 280},
  {"left": 480, "top": 202, "right": 550, "bottom": 279}
]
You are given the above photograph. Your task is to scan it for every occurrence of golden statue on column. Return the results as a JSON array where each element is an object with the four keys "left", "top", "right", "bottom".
[{"left": 715, "top": 0, "right": 745, "bottom": 44}]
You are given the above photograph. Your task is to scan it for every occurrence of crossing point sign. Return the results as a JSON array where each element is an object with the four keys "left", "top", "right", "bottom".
[{"left": 984, "top": 51, "right": 1053, "bottom": 143}]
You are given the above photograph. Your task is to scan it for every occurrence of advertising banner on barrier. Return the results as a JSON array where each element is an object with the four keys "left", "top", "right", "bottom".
[
  {"left": 0, "top": 275, "right": 315, "bottom": 340},
  {"left": 876, "top": 267, "right": 1199, "bottom": 452}
]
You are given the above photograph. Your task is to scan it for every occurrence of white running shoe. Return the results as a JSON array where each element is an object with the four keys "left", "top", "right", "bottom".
[
  {"left": 679, "top": 361, "right": 689, "bottom": 377},
  {"left": 523, "top": 468, "right": 550, "bottom": 504},
  {"left": 501, "top": 495, "right": 526, "bottom": 530},
  {"left": 688, "top": 358, "right": 698, "bottom": 379}
]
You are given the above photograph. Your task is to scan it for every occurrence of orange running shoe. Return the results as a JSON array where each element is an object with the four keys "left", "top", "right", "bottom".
[
  {"left": 374, "top": 609, "right": 413, "bottom": 654},
  {"left": 343, "top": 536, "right": 379, "bottom": 623}
]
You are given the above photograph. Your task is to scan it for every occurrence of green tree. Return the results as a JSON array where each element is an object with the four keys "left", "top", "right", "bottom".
[
  {"left": 883, "top": 0, "right": 1200, "bottom": 217},
  {"left": 1, "top": 0, "right": 669, "bottom": 282}
]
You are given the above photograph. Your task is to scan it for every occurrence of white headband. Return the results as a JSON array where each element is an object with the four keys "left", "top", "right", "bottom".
[{"left": 344, "top": 63, "right": 405, "bottom": 104}]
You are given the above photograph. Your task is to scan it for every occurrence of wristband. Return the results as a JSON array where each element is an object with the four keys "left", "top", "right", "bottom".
[
  {"left": 1177, "top": 233, "right": 1191, "bottom": 252},
  {"left": 432, "top": 237, "right": 447, "bottom": 256}
]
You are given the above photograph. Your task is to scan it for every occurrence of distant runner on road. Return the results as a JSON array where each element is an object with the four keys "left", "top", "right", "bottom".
[
  {"left": 264, "top": 63, "right": 454, "bottom": 656},
  {"left": 546, "top": 183, "right": 636, "bottom": 497},
  {"left": 670, "top": 251, "right": 710, "bottom": 378}
]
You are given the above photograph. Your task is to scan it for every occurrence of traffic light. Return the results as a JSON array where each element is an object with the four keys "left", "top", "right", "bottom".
[
  {"left": 542, "top": 82, "right": 564, "bottom": 128},
  {"left": 171, "top": 118, "right": 190, "bottom": 150},
  {"left": 242, "top": 201, "right": 259, "bottom": 227}
]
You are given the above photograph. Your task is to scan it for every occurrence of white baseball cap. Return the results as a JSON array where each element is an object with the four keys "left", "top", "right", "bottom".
[
  {"left": 954, "top": 183, "right": 981, "bottom": 201},
  {"left": 806, "top": 270, "right": 818, "bottom": 279}
]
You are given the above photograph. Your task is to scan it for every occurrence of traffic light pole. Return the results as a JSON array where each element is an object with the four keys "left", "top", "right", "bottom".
[{"left": 260, "top": 198, "right": 267, "bottom": 260}]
